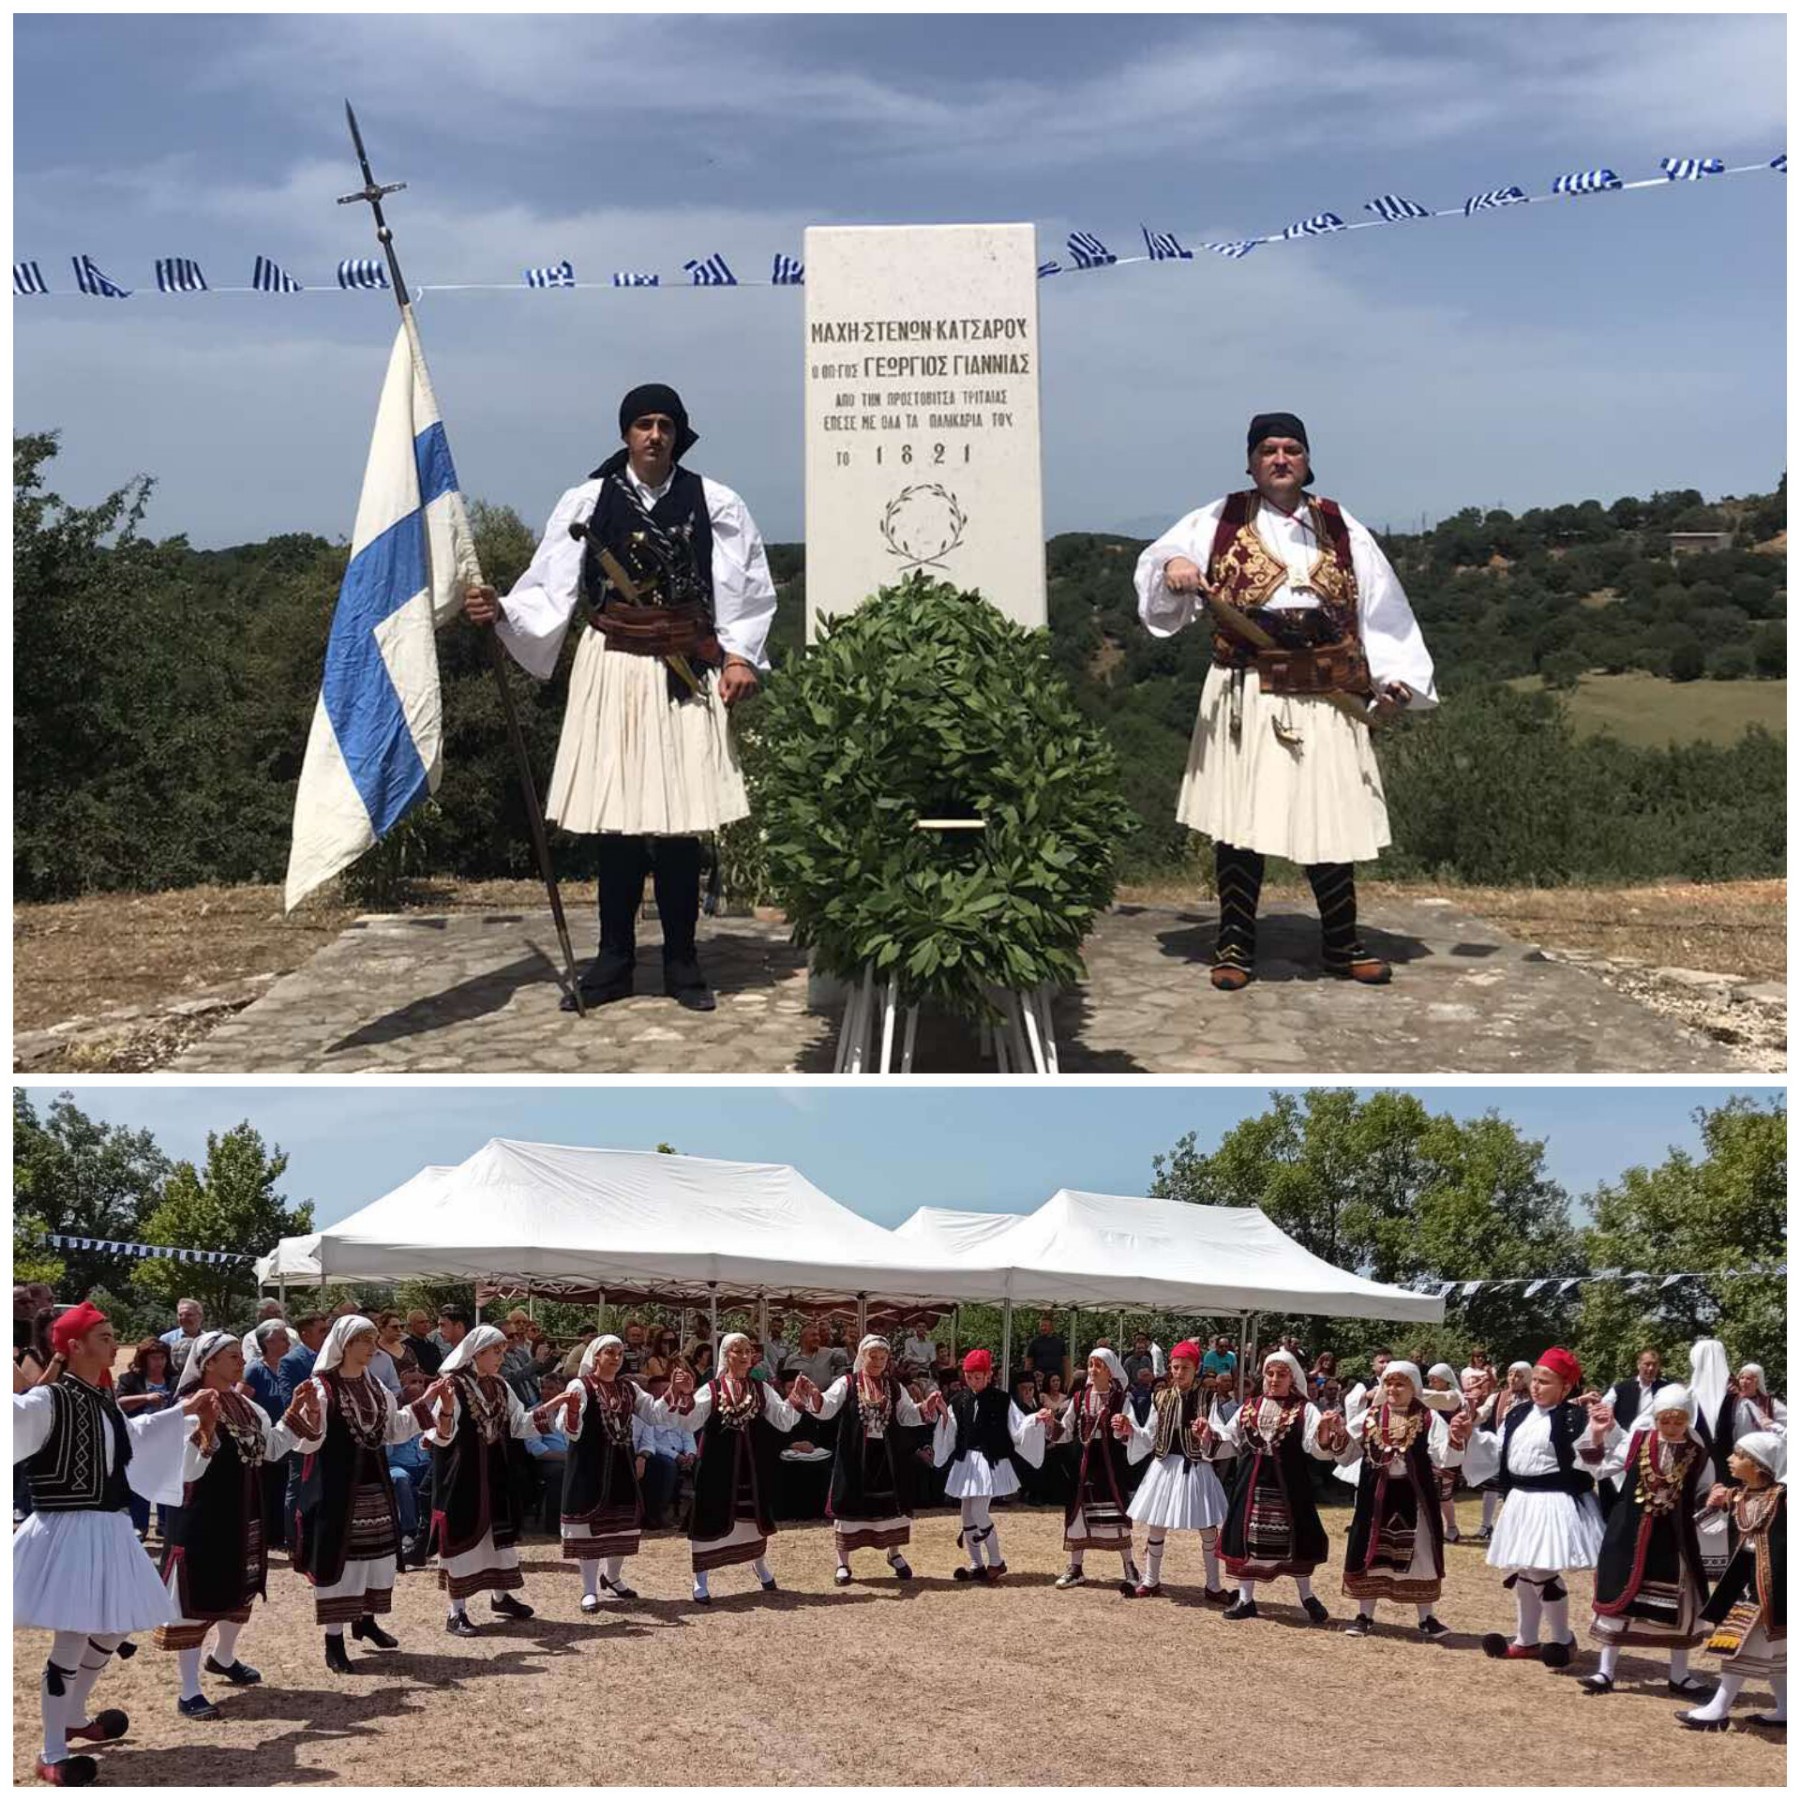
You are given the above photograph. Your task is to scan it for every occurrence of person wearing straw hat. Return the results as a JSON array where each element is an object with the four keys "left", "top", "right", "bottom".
[
  {"left": 1679, "top": 1430, "right": 1786, "bottom": 1731},
  {"left": 532, "top": 1333, "right": 664, "bottom": 1612},
  {"left": 1580, "top": 1383, "right": 1714, "bottom": 1697},
  {"left": 152, "top": 1330, "right": 303, "bottom": 1720},
  {"left": 653, "top": 1331, "right": 803, "bottom": 1603},
  {"left": 1475, "top": 1346, "right": 1608, "bottom": 1668},
  {"left": 422, "top": 1324, "right": 540, "bottom": 1637},
  {"left": 1123, "top": 1339, "right": 1232, "bottom": 1603},
  {"left": 13, "top": 1301, "right": 217, "bottom": 1789},
  {"left": 801, "top": 1335, "right": 929, "bottom": 1586},
  {"left": 465, "top": 384, "right": 777, "bottom": 1015},
  {"left": 930, "top": 1348, "right": 1049, "bottom": 1584},
  {"left": 1133, "top": 413, "right": 1436, "bottom": 991},
  {"left": 1336, "top": 1360, "right": 1471, "bottom": 1641},
  {"left": 1212, "top": 1346, "right": 1348, "bottom": 1622},
  {"left": 281, "top": 1315, "right": 452, "bottom": 1673},
  {"left": 1048, "top": 1349, "right": 1153, "bottom": 1593}
]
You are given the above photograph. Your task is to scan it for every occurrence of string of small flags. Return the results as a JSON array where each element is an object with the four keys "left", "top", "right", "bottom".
[
  {"left": 11, "top": 152, "right": 1781, "bottom": 301},
  {"left": 1416, "top": 1264, "right": 1787, "bottom": 1301},
  {"left": 46, "top": 1234, "right": 255, "bottom": 1266}
]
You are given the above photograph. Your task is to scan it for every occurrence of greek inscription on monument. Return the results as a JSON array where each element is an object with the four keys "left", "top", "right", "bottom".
[{"left": 803, "top": 223, "right": 1046, "bottom": 635}]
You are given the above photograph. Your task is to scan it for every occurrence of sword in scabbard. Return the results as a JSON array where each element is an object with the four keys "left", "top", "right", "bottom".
[
  {"left": 593, "top": 548, "right": 705, "bottom": 699},
  {"left": 1196, "top": 590, "right": 1379, "bottom": 731}
]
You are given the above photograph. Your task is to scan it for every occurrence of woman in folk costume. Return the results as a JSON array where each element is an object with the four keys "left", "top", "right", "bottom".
[
  {"left": 1731, "top": 1366, "right": 1787, "bottom": 1438},
  {"left": 654, "top": 1331, "right": 802, "bottom": 1603},
  {"left": 13, "top": 1302, "right": 213, "bottom": 1789},
  {"left": 534, "top": 1333, "right": 661, "bottom": 1611},
  {"left": 1424, "top": 1363, "right": 1468, "bottom": 1544},
  {"left": 153, "top": 1331, "right": 300, "bottom": 1719},
  {"left": 283, "top": 1314, "right": 450, "bottom": 1672},
  {"left": 1461, "top": 1365, "right": 1504, "bottom": 1544},
  {"left": 800, "top": 1335, "right": 928, "bottom": 1586},
  {"left": 1213, "top": 1347, "right": 1349, "bottom": 1622},
  {"left": 1679, "top": 1431, "right": 1786, "bottom": 1731},
  {"left": 1476, "top": 1346, "right": 1607, "bottom": 1668},
  {"left": 1336, "top": 1361, "right": 1471, "bottom": 1641},
  {"left": 1579, "top": 1383, "right": 1714, "bottom": 1697},
  {"left": 1123, "top": 1340, "right": 1231, "bottom": 1602},
  {"left": 929, "top": 1348, "right": 1048, "bottom": 1583},
  {"left": 1050, "top": 1349, "right": 1153, "bottom": 1592},
  {"left": 423, "top": 1325, "right": 539, "bottom": 1637}
]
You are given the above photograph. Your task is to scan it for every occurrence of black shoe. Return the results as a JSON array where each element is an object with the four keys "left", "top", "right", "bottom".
[
  {"left": 1677, "top": 1712, "right": 1731, "bottom": 1732},
  {"left": 1540, "top": 1637, "right": 1575, "bottom": 1670},
  {"left": 204, "top": 1657, "right": 261, "bottom": 1686},
  {"left": 759, "top": 1574, "right": 779, "bottom": 1593},
  {"left": 489, "top": 1593, "right": 534, "bottom": 1619},
  {"left": 351, "top": 1617, "right": 398, "bottom": 1650},
  {"left": 1342, "top": 1614, "right": 1372, "bottom": 1638},
  {"left": 834, "top": 1567, "right": 853, "bottom": 1587},
  {"left": 1418, "top": 1615, "right": 1450, "bottom": 1642},
  {"left": 561, "top": 961, "right": 634, "bottom": 1012},
  {"left": 176, "top": 1693, "right": 221, "bottom": 1721},
  {"left": 889, "top": 1558, "right": 913, "bottom": 1581},
  {"left": 952, "top": 1565, "right": 976, "bottom": 1582},
  {"left": 34, "top": 1755, "right": 98, "bottom": 1787},
  {"left": 1223, "top": 1597, "right": 1259, "bottom": 1621},
  {"left": 446, "top": 1613, "right": 480, "bottom": 1638},
  {"left": 64, "top": 1711, "right": 128, "bottom": 1746},
  {"left": 324, "top": 1637, "right": 353, "bottom": 1675},
  {"left": 664, "top": 960, "right": 716, "bottom": 1012},
  {"left": 1580, "top": 1674, "right": 1614, "bottom": 1695},
  {"left": 1302, "top": 1595, "right": 1329, "bottom": 1624},
  {"left": 599, "top": 1575, "right": 638, "bottom": 1600},
  {"left": 1668, "top": 1675, "right": 1709, "bottom": 1696}
]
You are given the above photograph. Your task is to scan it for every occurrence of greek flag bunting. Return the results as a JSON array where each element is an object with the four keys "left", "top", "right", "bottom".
[
  {"left": 1773, "top": 153, "right": 1787, "bottom": 173},
  {"left": 252, "top": 256, "right": 303, "bottom": 293},
  {"left": 285, "top": 311, "right": 478, "bottom": 910},
  {"left": 47, "top": 1235, "right": 253, "bottom": 1266},
  {"left": 1202, "top": 240, "right": 1257, "bottom": 259},
  {"left": 684, "top": 253, "right": 737, "bottom": 286},
  {"left": 612, "top": 271, "right": 660, "bottom": 288},
  {"left": 155, "top": 257, "right": 208, "bottom": 294},
  {"left": 1142, "top": 226, "right": 1192, "bottom": 261},
  {"left": 338, "top": 257, "right": 391, "bottom": 291},
  {"left": 771, "top": 253, "right": 804, "bottom": 286},
  {"left": 1282, "top": 212, "right": 1346, "bottom": 238},
  {"left": 1464, "top": 186, "right": 1527, "bottom": 216},
  {"left": 72, "top": 254, "right": 131, "bottom": 297},
  {"left": 1551, "top": 168, "right": 1622, "bottom": 196},
  {"left": 1660, "top": 156, "right": 1724, "bottom": 181},
  {"left": 1364, "top": 195, "right": 1432, "bottom": 221},
  {"left": 13, "top": 261, "right": 48, "bottom": 295},
  {"left": 523, "top": 259, "right": 575, "bottom": 288},
  {"left": 1036, "top": 260, "right": 1063, "bottom": 279},
  {"left": 1066, "top": 230, "right": 1115, "bottom": 268}
]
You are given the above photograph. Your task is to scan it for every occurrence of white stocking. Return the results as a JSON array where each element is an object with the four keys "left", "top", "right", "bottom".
[
  {"left": 580, "top": 1558, "right": 601, "bottom": 1600},
  {"left": 1294, "top": 1575, "right": 1315, "bottom": 1602},
  {"left": 982, "top": 1516, "right": 1003, "bottom": 1567},
  {"left": 1767, "top": 1672, "right": 1786, "bottom": 1721},
  {"left": 1237, "top": 1578, "right": 1258, "bottom": 1603},
  {"left": 1689, "top": 1672, "right": 1744, "bottom": 1722},
  {"left": 1143, "top": 1531, "right": 1166, "bottom": 1585},
  {"left": 212, "top": 1620, "right": 244, "bottom": 1667},
  {"left": 177, "top": 1648, "right": 205, "bottom": 1702},
  {"left": 67, "top": 1633, "right": 123, "bottom": 1730},
  {"left": 602, "top": 1555, "right": 624, "bottom": 1584},
  {"left": 750, "top": 1557, "right": 773, "bottom": 1584},
  {"left": 449, "top": 1595, "right": 468, "bottom": 1619},
  {"left": 1414, "top": 1603, "right": 1432, "bottom": 1624},
  {"left": 1481, "top": 1490, "right": 1501, "bottom": 1530},
  {"left": 1598, "top": 1643, "right": 1620, "bottom": 1680},
  {"left": 1201, "top": 1527, "right": 1220, "bottom": 1589},
  {"left": 1360, "top": 1600, "right": 1378, "bottom": 1620},
  {"left": 1542, "top": 1590, "right": 1572, "bottom": 1646},
  {"left": 692, "top": 1570, "right": 710, "bottom": 1599},
  {"left": 41, "top": 1631, "right": 85, "bottom": 1764},
  {"left": 1667, "top": 1646, "right": 1689, "bottom": 1684},
  {"left": 1513, "top": 1576, "right": 1545, "bottom": 1646}
]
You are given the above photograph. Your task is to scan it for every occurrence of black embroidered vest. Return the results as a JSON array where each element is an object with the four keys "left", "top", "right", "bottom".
[{"left": 25, "top": 1379, "right": 132, "bottom": 1513}]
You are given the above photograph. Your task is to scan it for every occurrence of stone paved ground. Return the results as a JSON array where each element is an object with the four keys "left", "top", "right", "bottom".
[{"left": 171, "top": 896, "right": 1745, "bottom": 1074}]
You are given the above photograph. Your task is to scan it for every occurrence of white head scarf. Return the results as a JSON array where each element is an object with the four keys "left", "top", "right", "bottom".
[
  {"left": 1734, "top": 1430, "right": 1786, "bottom": 1484},
  {"left": 718, "top": 1332, "right": 753, "bottom": 1370},
  {"left": 1508, "top": 1360, "right": 1533, "bottom": 1378},
  {"left": 315, "top": 1314, "right": 378, "bottom": 1375},
  {"left": 1643, "top": 1383, "right": 1695, "bottom": 1426},
  {"left": 1423, "top": 1361, "right": 1464, "bottom": 1411},
  {"left": 1379, "top": 1361, "right": 1423, "bottom": 1403},
  {"left": 854, "top": 1334, "right": 891, "bottom": 1374},
  {"left": 1261, "top": 1348, "right": 1307, "bottom": 1399},
  {"left": 1688, "top": 1338, "right": 1731, "bottom": 1432},
  {"left": 1087, "top": 1347, "right": 1128, "bottom": 1392},
  {"left": 1739, "top": 1364, "right": 1771, "bottom": 1397},
  {"left": 442, "top": 1323, "right": 506, "bottom": 1375},
  {"left": 176, "top": 1328, "right": 238, "bottom": 1394},
  {"left": 578, "top": 1334, "right": 624, "bottom": 1378}
]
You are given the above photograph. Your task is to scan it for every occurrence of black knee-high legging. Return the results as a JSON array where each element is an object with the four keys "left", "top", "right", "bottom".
[
  {"left": 1305, "top": 861, "right": 1363, "bottom": 966},
  {"left": 1213, "top": 846, "right": 1362, "bottom": 965},
  {"left": 596, "top": 834, "right": 702, "bottom": 970}
]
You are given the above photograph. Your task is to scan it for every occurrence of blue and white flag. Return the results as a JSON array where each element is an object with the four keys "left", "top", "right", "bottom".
[
  {"left": 338, "top": 257, "right": 391, "bottom": 291},
  {"left": 1202, "top": 239, "right": 1258, "bottom": 259},
  {"left": 1660, "top": 156, "right": 1724, "bottom": 181},
  {"left": 771, "top": 253, "right": 804, "bottom": 286},
  {"left": 1281, "top": 212, "right": 1346, "bottom": 238},
  {"left": 1364, "top": 194, "right": 1431, "bottom": 221},
  {"left": 1036, "top": 260, "right": 1063, "bottom": 279},
  {"left": 684, "top": 253, "right": 737, "bottom": 286},
  {"left": 523, "top": 259, "right": 575, "bottom": 288},
  {"left": 285, "top": 313, "right": 477, "bottom": 910},
  {"left": 1141, "top": 226, "right": 1192, "bottom": 261},
  {"left": 1463, "top": 185, "right": 1527, "bottom": 215},
  {"left": 252, "top": 255, "right": 304, "bottom": 293},
  {"left": 1772, "top": 153, "right": 1788, "bottom": 174},
  {"left": 1066, "top": 230, "right": 1115, "bottom": 268},
  {"left": 612, "top": 270, "right": 660, "bottom": 288},
  {"left": 155, "top": 256, "right": 208, "bottom": 294},
  {"left": 13, "top": 260, "right": 48, "bottom": 295},
  {"left": 72, "top": 254, "right": 131, "bottom": 298},
  {"left": 1551, "top": 168, "right": 1621, "bottom": 196}
]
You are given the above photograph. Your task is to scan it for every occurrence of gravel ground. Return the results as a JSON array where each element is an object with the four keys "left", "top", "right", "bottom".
[{"left": 11, "top": 1502, "right": 1784, "bottom": 1787}]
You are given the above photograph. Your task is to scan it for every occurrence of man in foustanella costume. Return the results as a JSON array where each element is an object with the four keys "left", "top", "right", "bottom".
[
  {"left": 1134, "top": 413, "right": 1436, "bottom": 989},
  {"left": 466, "top": 383, "right": 776, "bottom": 1014},
  {"left": 1049, "top": 1349, "right": 1153, "bottom": 1593},
  {"left": 929, "top": 1348, "right": 1049, "bottom": 1582},
  {"left": 12, "top": 1302, "right": 216, "bottom": 1788}
]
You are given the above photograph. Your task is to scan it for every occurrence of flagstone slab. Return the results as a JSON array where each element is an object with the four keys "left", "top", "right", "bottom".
[{"left": 168, "top": 896, "right": 1742, "bottom": 1074}]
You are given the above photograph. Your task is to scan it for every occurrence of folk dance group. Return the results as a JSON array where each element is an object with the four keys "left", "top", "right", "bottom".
[{"left": 15, "top": 1314, "right": 1786, "bottom": 1785}]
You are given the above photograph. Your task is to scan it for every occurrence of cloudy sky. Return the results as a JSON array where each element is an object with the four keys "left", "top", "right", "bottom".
[
  {"left": 13, "top": 11, "right": 1787, "bottom": 549},
  {"left": 21, "top": 1083, "right": 1773, "bottom": 1233}
]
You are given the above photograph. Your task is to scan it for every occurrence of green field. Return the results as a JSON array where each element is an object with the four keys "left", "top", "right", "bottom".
[{"left": 1507, "top": 672, "right": 1787, "bottom": 747}]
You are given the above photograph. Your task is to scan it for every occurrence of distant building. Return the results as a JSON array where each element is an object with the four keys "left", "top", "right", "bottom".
[{"left": 1668, "top": 530, "right": 1732, "bottom": 559}]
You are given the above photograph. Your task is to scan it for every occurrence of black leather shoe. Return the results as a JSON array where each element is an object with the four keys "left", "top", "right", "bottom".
[
  {"left": 351, "top": 1617, "right": 397, "bottom": 1650},
  {"left": 1302, "top": 1594, "right": 1330, "bottom": 1624},
  {"left": 1223, "top": 1597, "right": 1258, "bottom": 1620},
  {"left": 324, "top": 1637, "right": 353, "bottom": 1675},
  {"left": 204, "top": 1657, "right": 261, "bottom": 1686},
  {"left": 561, "top": 967, "right": 634, "bottom": 1012},
  {"left": 446, "top": 1614, "right": 480, "bottom": 1638},
  {"left": 489, "top": 1593, "right": 534, "bottom": 1619},
  {"left": 176, "top": 1694, "right": 221, "bottom": 1721},
  {"left": 664, "top": 962, "right": 717, "bottom": 1011}
]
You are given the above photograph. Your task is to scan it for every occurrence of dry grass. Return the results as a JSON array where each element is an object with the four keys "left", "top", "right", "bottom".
[{"left": 9, "top": 1503, "right": 1784, "bottom": 1787}]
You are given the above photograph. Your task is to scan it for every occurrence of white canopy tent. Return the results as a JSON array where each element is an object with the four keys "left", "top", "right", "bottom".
[{"left": 253, "top": 1233, "right": 322, "bottom": 1291}]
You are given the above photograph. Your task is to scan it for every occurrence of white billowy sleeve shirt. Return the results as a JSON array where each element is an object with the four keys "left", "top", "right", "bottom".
[
  {"left": 495, "top": 466, "right": 778, "bottom": 680},
  {"left": 1133, "top": 496, "right": 1437, "bottom": 710}
]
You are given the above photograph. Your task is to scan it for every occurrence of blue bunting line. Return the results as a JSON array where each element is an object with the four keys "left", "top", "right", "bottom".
[
  {"left": 45, "top": 1233, "right": 255, "bottom": 1266},
  {"left": 1417, "top": 1264, "right": 1786, "bottom": 1301},
  {"left": 10, "top": 153, "right": 1782, "bottom": 301}
]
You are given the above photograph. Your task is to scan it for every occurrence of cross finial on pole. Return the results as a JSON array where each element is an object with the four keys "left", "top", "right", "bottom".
[{"left": 337, "top": 100, "right": 411, "bottom": 302}]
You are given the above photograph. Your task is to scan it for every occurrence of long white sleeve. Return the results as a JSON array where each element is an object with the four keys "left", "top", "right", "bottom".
[
  {"left": 894, "top": 1386, "right": 926, "bottom": 1430},
  {"left": 1428, "top": 1410, "right": 1465, "bottom": 1471},
  {"left": 931, "top": 1405, "right": 958, "bottom": 1468},
  {"left": 1340, "top": 506, "right": 1436, "bottom": 709},
  {"left": 11, "top": 1387, "right": 56, "bottom": 1463},
  {"left": 760, "top": 1384, "right": 801, "bottom": 1433},
  {"left": 704, "top": 478, "right": 777, "bottom": 670},
  {"left": 650, "top": 1383, "right": 715, "bottom": 1436},
  {"left": 494, "top": 481, "right": 598, "bottom": 680},
  {"left": 1009, "top": 1401, "right": 1047, "bottom": 1469},
  {"left": 1299, "top": 1401, "right": 1336, "bottom": 1462},
  {"left": 126, "top": 1401, "right": 194, "bottom": 1507},
  {"left": 1134, "top": 503, "right": 1226, "bottom": 637},
  {"left": 810, "top": 1376, "right": 850, "bottom": 1424}
]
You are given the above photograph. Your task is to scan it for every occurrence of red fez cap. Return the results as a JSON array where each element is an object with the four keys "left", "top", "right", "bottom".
[
  {"left": 50, "top": 1301, "right": 108, "bottom": 1359},
  {"left": 1536, "top": 1347, "right": 1581, "bottom": 1389},
  {"left": 962, "top": 1348, "right": 993, "bottom": 1375},
  {"left": 1171, "top": 1340, "right": 1203, "bottom": 1365}
]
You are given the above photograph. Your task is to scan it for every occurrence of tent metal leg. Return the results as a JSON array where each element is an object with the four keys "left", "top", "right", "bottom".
[
  {"left": 950, "top": 1304, "right": 959, "bottom": 1361},
  {"left": 879, "top": 974, "right": 899, "bottom": 1073},
  {"left": 849, "top": 966, "right": 876, "bottom": 1074},
  {"left": 708, "top": 1286, "right": 719, "bottom": 1360},
  {"left": 1018, "top": 988, "right": 1048, "bottom": 1074},
  {"left": 1000, "top": 1298, "right": 1012, "bottom": 1384},
  {"left": 900, "top": 1005, "right": 919, "bottom": 1074},
  {"left": 1035, "top": 984, "right": 1060, "bottom": 1074}
]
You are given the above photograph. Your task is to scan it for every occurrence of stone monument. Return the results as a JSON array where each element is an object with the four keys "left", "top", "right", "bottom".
[{"left": 803, "top": 223, "right": 1046, "bottom": 636}]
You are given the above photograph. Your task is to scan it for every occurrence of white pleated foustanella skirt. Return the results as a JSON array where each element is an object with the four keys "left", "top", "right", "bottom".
[
  {"left": 546, "top": 630, "right": 749, "bottom": 837},
  {"left": 1177, "top": 664, "right": 1391, "bottom": 865},
  {"left": 1486, "top": 1490, "right": 1605, "bottom": 1572},
  {"left": 1127, "top": 1454, "right": 1229, "bottom": 1531},
  {"left": 13, "top": 1510, "right": 176, "bottom": 1635},
  {"left": 945, "top": 1452, "right": 1020, "bottom": 1501}
]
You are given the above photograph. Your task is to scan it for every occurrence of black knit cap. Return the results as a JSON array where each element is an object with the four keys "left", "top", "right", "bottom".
[
  {"left": 1246, "top": 412, "right": 1313, "bottom": 485},
  {"left": 617, "top": 382, "right": 698, "bottom": 459}
]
